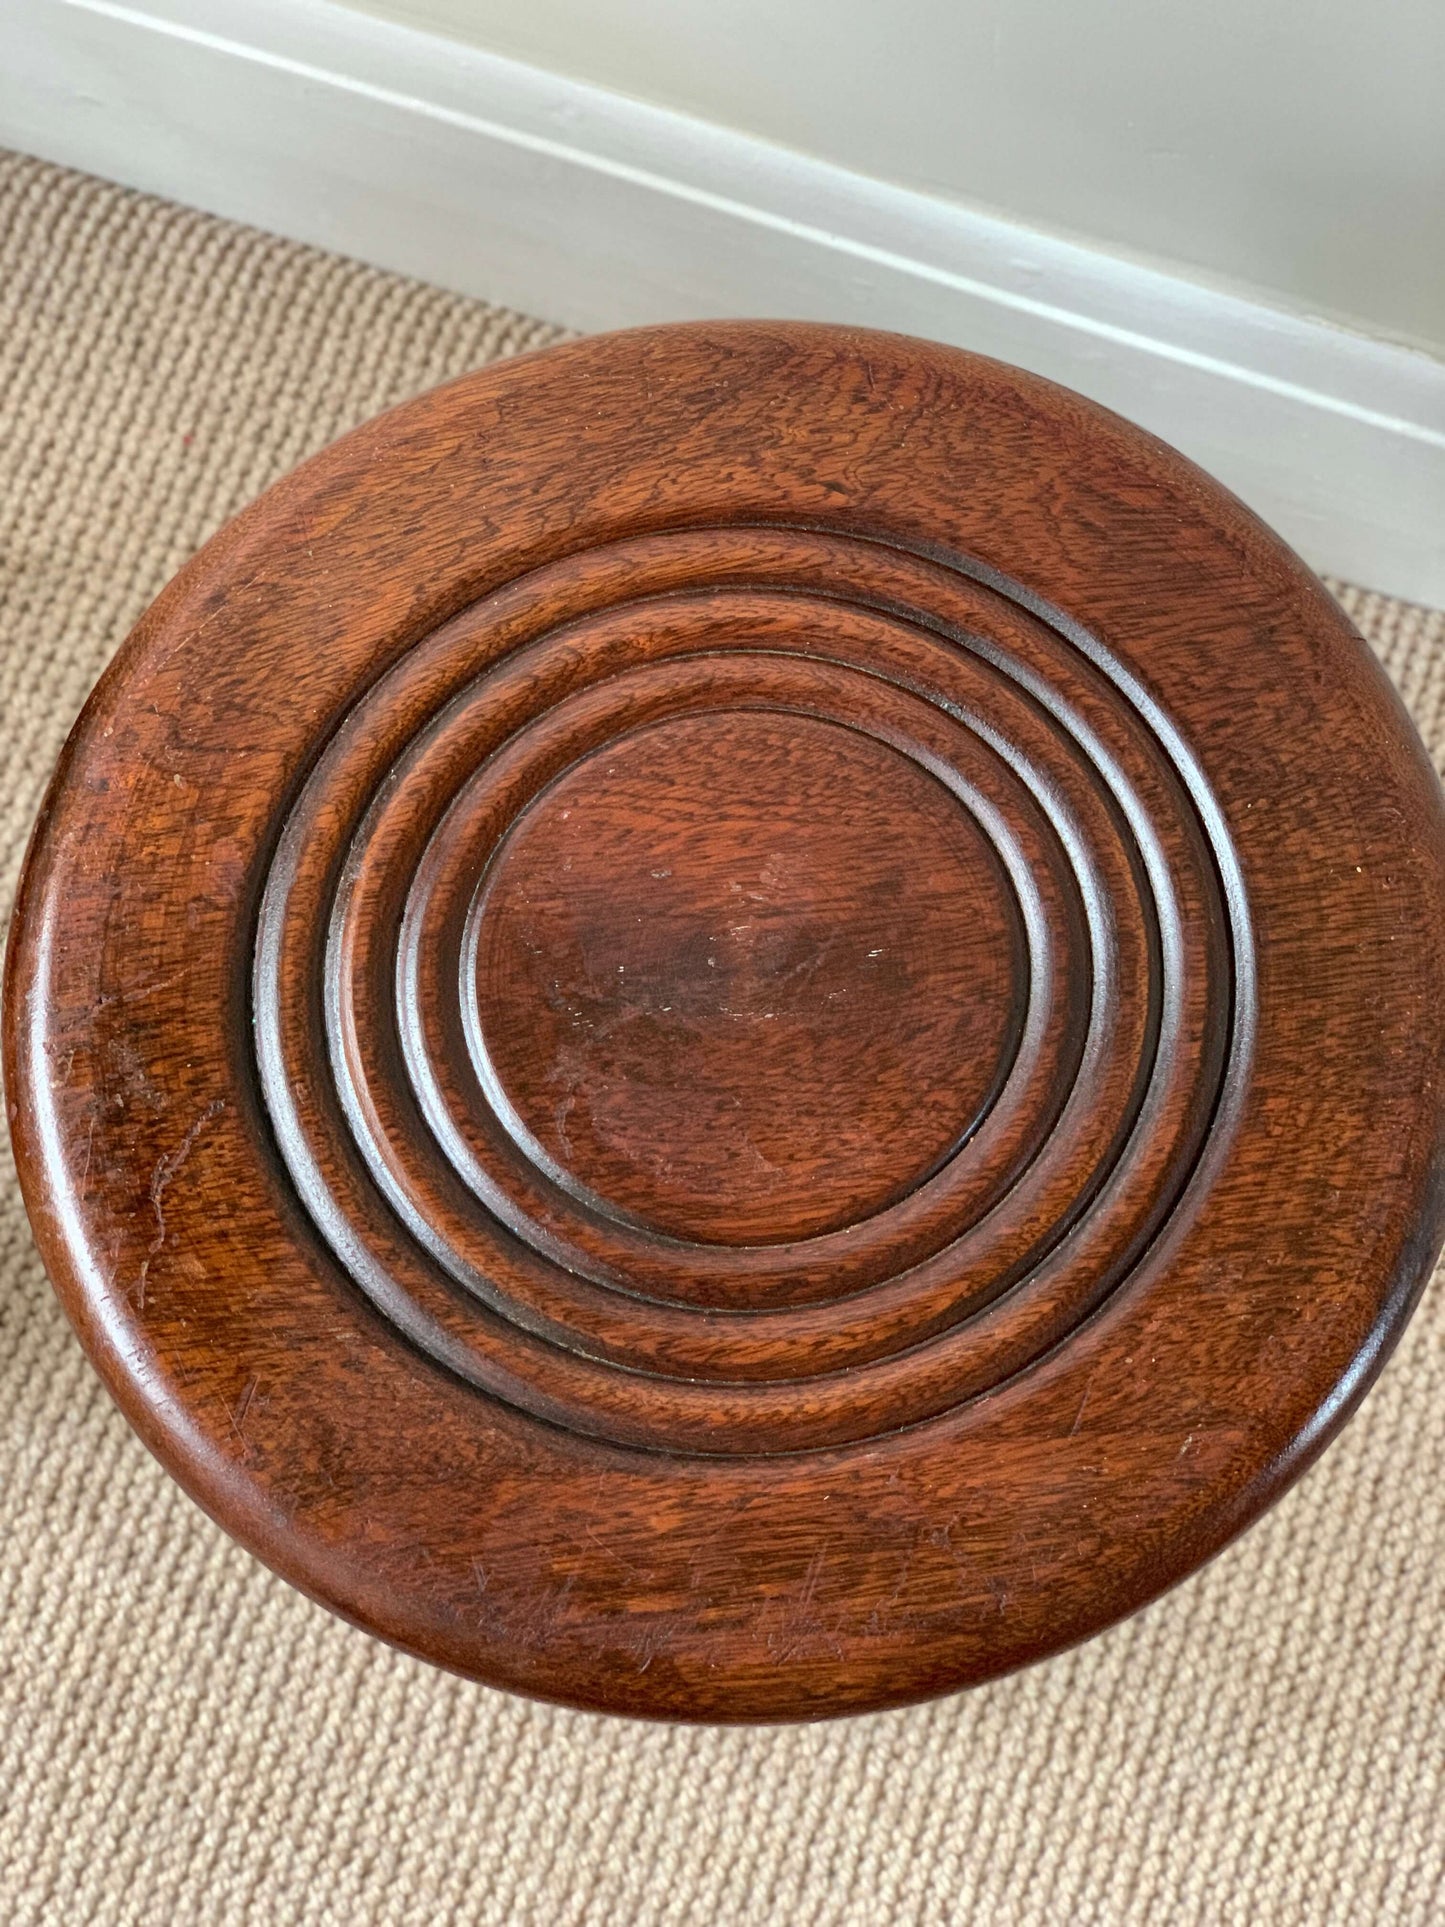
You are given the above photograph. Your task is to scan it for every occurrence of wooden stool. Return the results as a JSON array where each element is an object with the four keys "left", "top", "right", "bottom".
[{"left": 7, "top": 322, "right": 1444, "bottom": 1721}]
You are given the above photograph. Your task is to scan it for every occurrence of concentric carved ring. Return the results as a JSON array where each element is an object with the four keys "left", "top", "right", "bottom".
[{"left": 253, "top": 525, "right": 1244, "bottom": 1454}]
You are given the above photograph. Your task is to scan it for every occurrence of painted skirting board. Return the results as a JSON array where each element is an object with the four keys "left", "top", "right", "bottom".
[{"left": 4, "top": 0, "right": 1443, "bottom": 603}]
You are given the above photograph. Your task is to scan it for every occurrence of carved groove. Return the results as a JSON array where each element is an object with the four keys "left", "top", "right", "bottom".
[{"left": 253, "top": 524, "right": 1248, "bottom": 1454}]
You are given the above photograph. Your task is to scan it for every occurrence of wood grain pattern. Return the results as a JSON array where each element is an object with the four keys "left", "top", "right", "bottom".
[{"left": 6, "top": 321, "right": 1445, "bottom": 1721}]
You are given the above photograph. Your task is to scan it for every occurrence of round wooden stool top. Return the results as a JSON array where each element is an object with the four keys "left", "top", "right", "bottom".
[{"left": 7, "top": 322, "right": 1445, "bottom": 1722}]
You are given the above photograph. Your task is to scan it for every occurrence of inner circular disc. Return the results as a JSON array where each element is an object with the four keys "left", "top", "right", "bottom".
[{"left": 466, "top": 708, "right": 1027, "bottom": 1243}]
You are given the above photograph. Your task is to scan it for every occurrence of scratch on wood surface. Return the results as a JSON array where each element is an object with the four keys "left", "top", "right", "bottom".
[
  {"left": 225, "top": 1374, "right": 260, "bottom": 1460},
  {"left": 1068, "top": 1361, "right": 1106, "bottom": 1437},
  {"left": 134, "top": 1098, "right": 226, "bottom": 1307}
]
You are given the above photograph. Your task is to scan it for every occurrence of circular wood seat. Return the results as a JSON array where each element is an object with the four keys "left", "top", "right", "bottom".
[{"left": 7, "top": 321, "right": 1444, "bottom": 1721}]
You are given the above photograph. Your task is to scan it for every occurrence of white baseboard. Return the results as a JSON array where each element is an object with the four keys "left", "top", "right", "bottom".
[{"left": 4, "top": 0, "right": 1443, "bottom": 605}]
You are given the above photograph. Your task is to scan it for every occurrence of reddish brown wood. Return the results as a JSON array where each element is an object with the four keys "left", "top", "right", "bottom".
[{"left": 6, "top": 321, "right": 1445, "bottom": 1720}]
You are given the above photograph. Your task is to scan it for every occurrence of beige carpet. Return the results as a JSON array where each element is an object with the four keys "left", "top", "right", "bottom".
[{"left": 2, "top": 146, "right": 1443, "bottom": 1926}]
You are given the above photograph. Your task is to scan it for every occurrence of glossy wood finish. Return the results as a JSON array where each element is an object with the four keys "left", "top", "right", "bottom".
[{"left": 7, "top": 322, "right": 1445, "bottom": 1721}]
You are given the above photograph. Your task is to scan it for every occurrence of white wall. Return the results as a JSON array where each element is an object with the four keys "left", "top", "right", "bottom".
[
  {"left": 4, "top": 0, "right": 1442, "bottom": 601},
  {"left": 352, "top": 0, "right": 1445, "bottom": 358}
]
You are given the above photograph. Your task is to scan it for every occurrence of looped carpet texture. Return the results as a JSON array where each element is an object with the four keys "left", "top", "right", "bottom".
[{"left": 0, "top": 147, "right": 1442, "bottom": 1926}]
